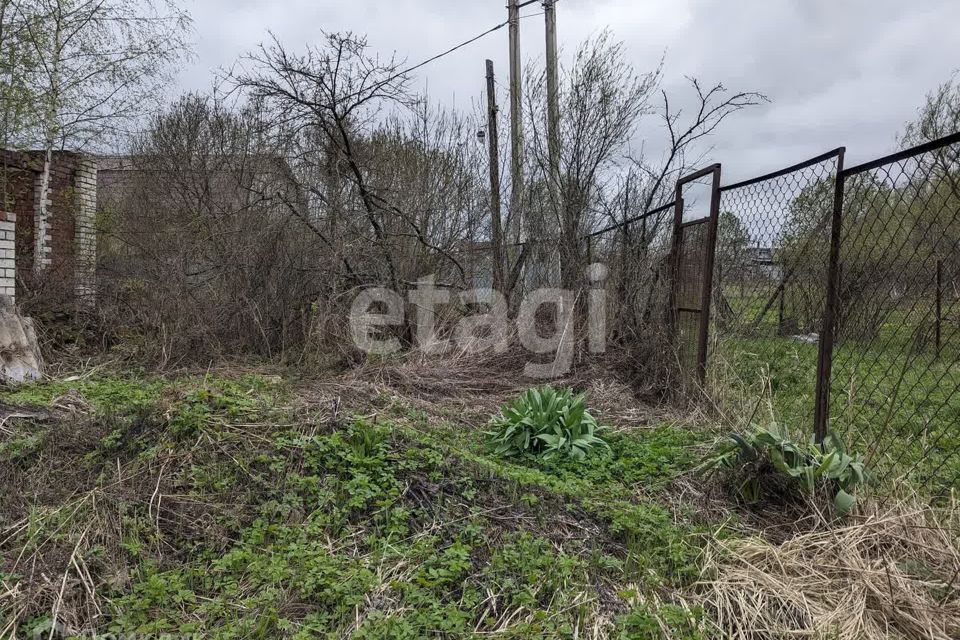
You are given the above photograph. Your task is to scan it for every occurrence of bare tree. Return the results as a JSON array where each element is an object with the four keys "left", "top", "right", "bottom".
[
  {"left": 98, "top": 93, "right": 328, "bottom": 363},
  {"left": 232, "top": 32, "right": 417, "bottom": 294},
  {"left": 232, "top": 33, "right": 502, "bottom": 301},
  {"left": 522, "top": 32, "right": 765, "bottom": 292},
  {"left": 624, "top": 78, "right": 768, "bottom": 241},
  {"left": 523, "top": 32, "right": 660, "bottom": 288},
  {"left": 365, "top": 102, "right": 489, "bottom": 285}
]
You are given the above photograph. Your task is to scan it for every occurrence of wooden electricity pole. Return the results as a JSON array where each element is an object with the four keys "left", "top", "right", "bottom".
[
  {"left": 485, "top": 60, "right": 506, "bottom": 294},
  {"left": 544, "top": 0, "right": 561, "bottom": 195},
  {"left": 544, "top": 0, "right": 563, "bottom": 282},
  {"left": 507, "top": 0, "right": 524, "bottom": 242}
]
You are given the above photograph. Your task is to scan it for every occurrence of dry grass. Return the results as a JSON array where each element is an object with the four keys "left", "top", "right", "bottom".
[
  {"left": 695, "top": 497, "right": 960, "bottom": 639},
  {"left": 315, "top": 337, "right": 689, "bottom": 432}
]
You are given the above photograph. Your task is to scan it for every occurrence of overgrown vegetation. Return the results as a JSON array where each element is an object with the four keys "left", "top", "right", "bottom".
[
  {"left": 1, "top": 1, "right": 958, "bottom": 637},
  {"left": 0, "top": 374, "right": 716, "bottom": 638},
  {"left": 715, "top": 335, "right": 960, "bottom": 497},
  {"left": 1, "top": 367, "right": 956, "bottom": 639}
]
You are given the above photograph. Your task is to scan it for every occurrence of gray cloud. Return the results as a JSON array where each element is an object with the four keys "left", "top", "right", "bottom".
[{"left": 176, "top": 0, "right": 959, "bottom": 183}]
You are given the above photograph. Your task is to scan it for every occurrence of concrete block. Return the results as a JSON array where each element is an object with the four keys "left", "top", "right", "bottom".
[{"left": 0, "top": 310, "right": 43, "bottom": 382}]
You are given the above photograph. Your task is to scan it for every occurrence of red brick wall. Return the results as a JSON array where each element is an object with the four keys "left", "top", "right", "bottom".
[
  {"left": 0, "top": 150, "right": 85, "bottom": 303},
  {"left": 3, "top": 168, "right": 37, "bottom": 277},
  {"left": 47, "top": 154, "right": 79, "bottom": 277}
]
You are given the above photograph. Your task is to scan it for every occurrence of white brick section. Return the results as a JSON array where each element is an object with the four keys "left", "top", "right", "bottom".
[
  {"left": 0, "top": 212, "right": 15, "bottom": 305},
  {"left": 33, "top": 174, "right": 52, "bottom": 271},
  {"left": 74, "top": 158, "right": 98, "bottom": 306}
]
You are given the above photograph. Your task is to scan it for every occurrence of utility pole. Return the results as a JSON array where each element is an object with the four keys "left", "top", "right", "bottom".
[
  {"left": 485, "top": 60, "right": 506, "bottom": 294},
  {"left": 507, "top": 0, "right": 524, "bottom": 243},
  {"left": 544, "top": 0, "right": 563, "bottom": 283},
  {"left": 544, "top": 0, "right": 561, "bottom": 197}
]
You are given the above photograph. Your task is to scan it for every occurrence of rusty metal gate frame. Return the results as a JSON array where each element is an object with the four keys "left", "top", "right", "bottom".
[{"left": 669, "top": 164, "right": 723, "bottom": 384}]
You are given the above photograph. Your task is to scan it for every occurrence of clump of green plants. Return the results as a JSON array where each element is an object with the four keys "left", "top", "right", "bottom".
[
  {"left": 616, "top": 601, "right": 708, "bottom": 640},
  {"left": 487, "top": 386, "right": 610, "bottom": 461},
  {"left": 702, "top": 422, "right": 869, "bottom": 516}
]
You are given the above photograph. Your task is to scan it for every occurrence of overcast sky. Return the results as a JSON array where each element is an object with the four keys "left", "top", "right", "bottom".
[{"left": 175, "top": 0, "right": 959, "bottom": 183}]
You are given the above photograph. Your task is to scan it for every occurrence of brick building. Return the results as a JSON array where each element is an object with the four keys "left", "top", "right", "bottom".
[
  {"left": 0, "top": 150, "right": 98, "bottom": 307},
  {"left": 0, "top": 149, "right": 306, "bottom": 314}
]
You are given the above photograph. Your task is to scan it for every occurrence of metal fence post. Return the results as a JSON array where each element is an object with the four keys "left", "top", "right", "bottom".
[
  {"left": 813, "top": 148, "right": 846, "bottom": 444},
  {"left": 696, "top": 166, "right": 723, "bottom": 384},
  {"left": 778, "top": 286, "right": 786, "bottom": 336},
  {"left": 667, "top": 187, "right": 685, "bottom": 345}
]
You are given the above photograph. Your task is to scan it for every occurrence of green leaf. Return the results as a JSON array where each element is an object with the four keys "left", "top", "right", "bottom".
[
  {"left": 816, "top": 451, "right": 837, "bottom": 477},
  {"left": 486, "top": 386, "right": 609, "bottom": 460},
  {"left": 770, "top": 448, "right": 791, "bottom": 474},
  {"left": 824, "top": 454, "right": 850, "bottom": 480},
  {"left": 730, "top": 434, "right": 756, "bottom": 460},
  {"left": 799, "top": 466, "right": 816, "bottom": 494},
  {"left": 768, "top": 421, "right": 789, "bottom": 441},
  {"left": 834, "top": 489, "right": 856, "bottom": 517},
  {"left": 825, "top": 430, "right": 847, "bottom": 455}
]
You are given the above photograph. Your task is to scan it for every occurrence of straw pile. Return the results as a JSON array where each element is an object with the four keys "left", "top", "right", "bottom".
[{"left": 696, "top": 499, "right": 960, "bottom": 639}]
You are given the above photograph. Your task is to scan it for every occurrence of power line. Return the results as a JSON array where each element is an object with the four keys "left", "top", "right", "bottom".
[
  {"left": 330, "top": 0, "right": 562, "bottom": 105},
  {"left": 382, "top": 0, "right": 560, "bottom": 88},
  {"left": 324, "top": 20, "right": 509, "bottom": 105},
  {"left": 394, "top": 20, "right": 509, "bottom": 81}
]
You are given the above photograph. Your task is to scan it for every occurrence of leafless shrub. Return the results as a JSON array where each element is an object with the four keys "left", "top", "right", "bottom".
[{"left": 95, "top": 94, "right": 330, "bottom": 365}]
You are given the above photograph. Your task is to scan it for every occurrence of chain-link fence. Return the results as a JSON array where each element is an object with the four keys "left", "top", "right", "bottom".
[
  {"left": 825, "top": 134, "right": 960, "bottom": 498},
  {"left": 586, "top": 201, "right": 674, "bottom": 340},
  {"left": 707, "top": 151, "right": 842, "bottom": 440},
  {"left": 586, "top": 131, "right": 960, "bottom": 499},
  {"left": 714, "top": 150, "right": 842, "bottom": 339}
]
